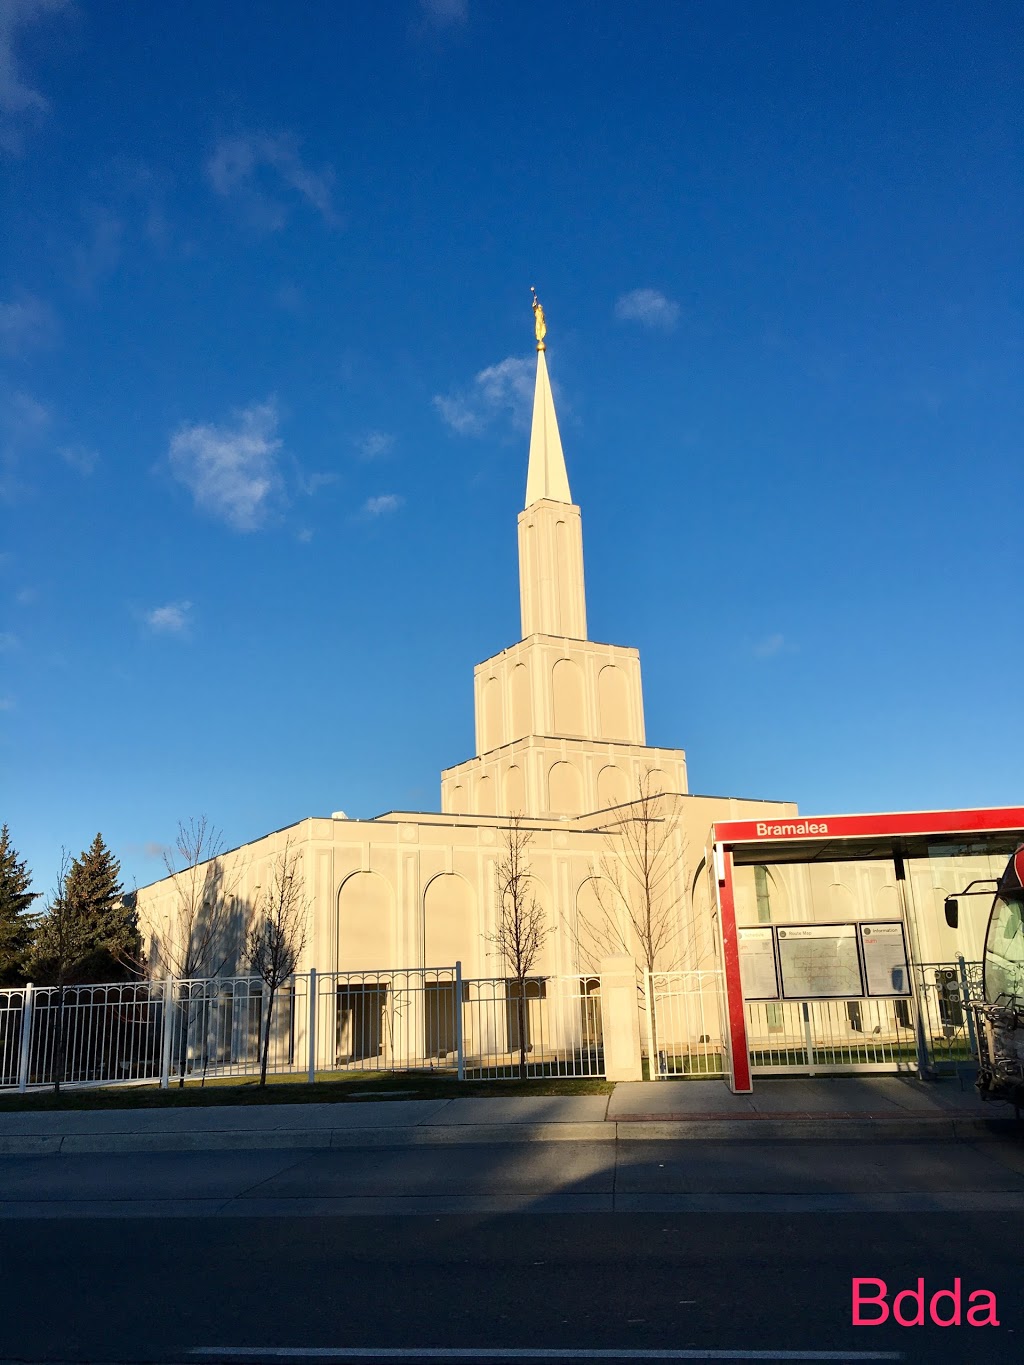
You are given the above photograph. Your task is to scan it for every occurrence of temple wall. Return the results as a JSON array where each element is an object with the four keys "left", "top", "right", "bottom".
[{"left": 136, "top": 792, "right": 799, "bottom": 984}]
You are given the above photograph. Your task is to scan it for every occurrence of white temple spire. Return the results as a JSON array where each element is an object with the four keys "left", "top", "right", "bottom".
[
  {"left": 518, "top": 292, "right": 587, "bottom": 639},
  {"left": 525, "top": 290, "right": 571, "bottom": 507}
]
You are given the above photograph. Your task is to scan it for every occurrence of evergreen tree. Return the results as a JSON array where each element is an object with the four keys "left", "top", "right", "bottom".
[
  {"left": 31, "top": 834, "right": 139, "bottom": 985},
  {"left": 32, "top": 851, "right": 95, "bottom": 1090},
  {"left": 0, "top": 824, "right": 40, "bottom": 985},
  {"left": 65, "top": 834, "right": 140, "bottom": 982}
]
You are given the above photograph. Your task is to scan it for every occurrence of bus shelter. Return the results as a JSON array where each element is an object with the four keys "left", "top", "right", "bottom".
[{"left": 709, "top": 807, "right": 1024, "bottom": 1092}]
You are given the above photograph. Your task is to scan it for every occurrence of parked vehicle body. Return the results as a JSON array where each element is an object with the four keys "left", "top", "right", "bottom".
[{"left": 963, "top": 848, "right": 1024, "bottom": 1106}]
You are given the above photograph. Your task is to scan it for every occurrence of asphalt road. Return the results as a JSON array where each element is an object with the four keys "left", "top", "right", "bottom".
[{"left": 0, "top": 1139, "right": 1021, "bottom": 1364}]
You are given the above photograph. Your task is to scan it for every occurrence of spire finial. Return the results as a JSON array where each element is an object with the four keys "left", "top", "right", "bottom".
[{"left": 531, "top": 286, "right": 547, "bottom": 352}]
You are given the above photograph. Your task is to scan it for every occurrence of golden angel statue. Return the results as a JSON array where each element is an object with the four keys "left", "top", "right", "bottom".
[{"left": 531, "top": 286, "right": 547, "bottom": 351}]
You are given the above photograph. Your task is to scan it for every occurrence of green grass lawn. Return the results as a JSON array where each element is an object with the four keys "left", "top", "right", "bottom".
[{"left": 0, "top": 1069, "right": 614, "bottom": 1112}]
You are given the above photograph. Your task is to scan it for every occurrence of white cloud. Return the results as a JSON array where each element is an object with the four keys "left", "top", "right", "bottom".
[
  {"left": 297, "top": 469, "right": 338, "bottom": 497},
  {"left": 6, "top": 389, "right": 49, "bottom": 432},
  {"left": 58, "top": 444, "right": 98, "bottom": 475},
  {"left": 168, "top": 401, "right": 282, "bottom": 532},
  {"left": 419, "top": 0, "right": 468, "bottom": 25},
  {"left": 1, "top": 388, "right": 51, "bottom": 498},
  {"left": 0, "top": 293, "right": 58, "bottom": 352},
  {"left": 362, "top": 494, "right": 403, "bottom": 517},
  {"left": 206, "top": 133, "right": 337, "bottom": 230},
  {"left": 0, "top": 631, "right": 19, "bottom": 651},
  {"left": 432, "top": 392, "right": 480, "bottom": 436},
  {"left": 753, "top": 633, "right": 786, "bottom": 658},
  {"left": 433, "top": 355, "right": 535, "bottom": 436},
  {"left": 354, "top": 429, "right": 394, "bottom": 460},
  {"left": 614, "top": 288, "right": 680, "bottom": 331},
  {"left": 144, "top": 601, "right": 192, "bottom": 636},
  {"left": 72, "top": 206, "right": 124, "bottom": 292},
  {"left": 0, "top": 696, "right": 14, "bottom": 711},
  {"left": 0, "top": 0, "right": 69, "bottom": 153}
]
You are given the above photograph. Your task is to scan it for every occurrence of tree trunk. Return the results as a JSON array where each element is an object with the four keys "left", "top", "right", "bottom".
[
  {"left": 649, "top": 993, "right": 660, "bottom": 1078},
  {"left": 260, "top": 984, "right": 276, "bottom": 1087},
  {"left": 176, "top": 992, "right": 192, "bottom": 1088},
  {"left": 516, "top": 978, "right": 528, "bottom": 1081}
]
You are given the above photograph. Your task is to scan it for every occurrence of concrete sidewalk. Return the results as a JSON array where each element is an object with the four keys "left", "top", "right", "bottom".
[
  {"left": 611, "top": 1073, "right": 1001, "bottom": 1119},
  {"left": 0, "top": 1075, "right": 1019, "bottom": 1154}
]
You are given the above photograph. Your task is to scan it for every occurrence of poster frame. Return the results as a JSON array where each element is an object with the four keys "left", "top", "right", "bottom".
[
  {"left": 736, "top": 925, "right": 781, "bottom": 1001},
  {"left": 775, "top": 921, "right": 864, "bottom": 1001},
  {"left": 858, "top": 919, "right": 912, "bottom": 998},
  {"left": 737, "top": 918, "right": 914, "bottom": 1002}
]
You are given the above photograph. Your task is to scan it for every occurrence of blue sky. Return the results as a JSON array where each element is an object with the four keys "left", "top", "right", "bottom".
[{"left": 2, "top": 0, "right": 1021, "bottom": 900}]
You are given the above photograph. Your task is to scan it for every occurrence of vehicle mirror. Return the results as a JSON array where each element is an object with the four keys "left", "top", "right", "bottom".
[{"left": 944, "top": 897, "right": 959, "bottom": 929}]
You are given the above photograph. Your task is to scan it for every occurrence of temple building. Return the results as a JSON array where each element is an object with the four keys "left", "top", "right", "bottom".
[{"left": 136, "top": 303, "right": 795, "bottom": 986}]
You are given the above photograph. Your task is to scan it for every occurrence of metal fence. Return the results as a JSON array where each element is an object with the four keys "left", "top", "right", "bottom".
[
  {"left": 0, "top": 987, "right": 27, "bottom": 1088},
  {"left": 642, "top": 958, "right": 984, "bottom": 1081},
  {"left": 744, "top": 958, "right": 982, "bottom": 1076},
  {"left": 645, "top": 969, "right": 726, "bottom": 1079},
  {"left": 746, "top": 996, "right": 918, "bottom": 1074},
  {"left": 0, "top": 966, "right": 607, "bottom": 1091},
  {"left": 914, "top": 958, "right": 980, "bottom": 1073},
  {"left": 24, "top": 981, "right": 167, "bottom": 1088},
  {"left": 1, "top": 957, "right": 982, "bottom": 1090},
  {"left": 461, "top": 975, "right": 604, "bottom": 1080},
  {"left": 306, "top": 968, "right": 466, "bottom": 1077}
]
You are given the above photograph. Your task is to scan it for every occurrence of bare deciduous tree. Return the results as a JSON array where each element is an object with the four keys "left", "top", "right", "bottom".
[
  {"left": 156, "top": 817, "right": 244, "bottom": 980},
  {"left": 151, "top": 817, "right": 246, "bottom": 1087},
  {"left": 32, "top": 850, "right": 93, "bottom": 1093},
  {"left": 576, "top": 771, "right": 690, "bottom": 1061},
  {"left": 487, "top": 815, "right": 550, "bottom": 1080},
  {"left": 245, "top": 840, "right": 310, "bottom": 1087}
]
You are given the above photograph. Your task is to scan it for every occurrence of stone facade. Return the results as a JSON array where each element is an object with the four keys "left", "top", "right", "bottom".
[{"left": 136, "top": 331, "right": 797, "bottom": 980}]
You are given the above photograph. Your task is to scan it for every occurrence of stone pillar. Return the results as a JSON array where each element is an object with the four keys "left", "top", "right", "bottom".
[{"left": 599, "top": 953, "right": 643, "bottom": 1081}]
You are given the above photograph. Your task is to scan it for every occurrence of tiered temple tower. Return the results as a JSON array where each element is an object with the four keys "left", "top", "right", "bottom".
[{"left": 441, "top": 296, "right": 688, "bottom": 819}]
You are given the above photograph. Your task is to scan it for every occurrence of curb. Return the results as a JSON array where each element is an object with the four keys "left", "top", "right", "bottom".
[
  {"left": 0, "top": 1115, "right": 1019, "bottom": 1155},
  {"left": 614, "top": 1116, "right": 1023, "bottom": 1142}
]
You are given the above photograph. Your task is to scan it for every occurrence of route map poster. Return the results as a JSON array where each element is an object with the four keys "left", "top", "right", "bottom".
[
  {"left": 738, "top": 927, "right": 780, "bottom": 999},
  {"left": 860, "top": 921, "right": 911, "bottom": 995},
  {"left": 777, "top": 923, "right": 863, "bottom": 998}
]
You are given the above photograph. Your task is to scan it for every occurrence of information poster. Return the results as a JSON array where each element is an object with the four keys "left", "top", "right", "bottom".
[
  {"left": 777, "top": 923, "right": 863, "bottom": 999},
  {"left": 738, "top": 927, "right": 779, "bottom": 1000},
  {"left": 860, "top": 922, "right": 910, "bottom": 996}
]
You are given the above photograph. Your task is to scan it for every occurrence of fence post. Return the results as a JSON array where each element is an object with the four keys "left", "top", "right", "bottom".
[
  {"left": 802, "top": 1001, "right": 815, "bottom": 1076},
  {"left": 17, "top": 983, "right": 34, "bottom": 1093},
  {"left": 957, "top": 954, "right": 978, "bottom": 1063},
  {"left": 598, "top": 955, "right": 643, "bottom": 1081},
  {"left": 159, "top": 976, "right": 174, "bottom": 1090},
  {"left": 307, "top": 968, "right": 317, "bottom": 1085},
  {"left": 455, "top": 961, "right": 464, "bottom": 1081}
]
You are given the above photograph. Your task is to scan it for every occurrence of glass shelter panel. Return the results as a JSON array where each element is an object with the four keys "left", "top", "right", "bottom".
[
  {"left": 903, "top": 839, "right": 1020, "bottom": 965},
  {"left": 732, "top": 855, "right": 900, "bottom": 930}
]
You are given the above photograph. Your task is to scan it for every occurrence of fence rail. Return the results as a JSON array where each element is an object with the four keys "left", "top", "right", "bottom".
[
  {"left": 746, "top": 996, "right": 918, "bottom": 1073},
  {"left": 645, "top": 969, "right": 726, "bottom": 1079},
  {"left": 461, "top": 975, "right": 604, "bottom": 1080},
  {"left": 0, "top": 966, "right": 607, "bottom": 1091},
  {"left": 1, "top": 955, "right": 983, "bottom": 1091},
  {"left": 745, "top": 958, "right": 982, "bottom": 1076},
  {"left": 914, "top": 959, "right": 980, "bottom": 1072}
]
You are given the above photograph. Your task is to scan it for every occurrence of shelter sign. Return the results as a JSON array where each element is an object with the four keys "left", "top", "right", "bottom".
[
  {"left": 738, "top": 927, "right": 779, "bottom": 1000},
  {"left": 777, "top": 923, "right": 862, "bottom": 999},
  {"left": 860, "top": 922, "right": 911, "bottom": 996}
]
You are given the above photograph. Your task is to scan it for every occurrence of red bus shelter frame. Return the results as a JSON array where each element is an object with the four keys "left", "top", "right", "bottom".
[{"left": 710, "top": 806, "right": 1024, "bottom": 1093}]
